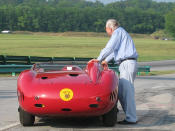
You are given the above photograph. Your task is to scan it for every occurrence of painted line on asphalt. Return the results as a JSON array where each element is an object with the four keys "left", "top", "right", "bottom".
[
  {"left": 0, "top": 122, "right": 20, "bottom": 131},
  {"left": 152, "top": 85, "right": 163, "bottom": 89}
]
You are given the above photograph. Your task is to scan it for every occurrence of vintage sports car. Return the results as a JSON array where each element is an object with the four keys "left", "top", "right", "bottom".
[{"left": 17, "top": 61, "right": 118, "bottom": 127}]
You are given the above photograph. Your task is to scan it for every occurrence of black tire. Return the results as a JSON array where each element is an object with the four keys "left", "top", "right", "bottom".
[
  {"left": 19, "top": 107, "right": 35, "bottom": 126},
  {"left": 102, "top": 104, "right": 117, "bottom": 127}
]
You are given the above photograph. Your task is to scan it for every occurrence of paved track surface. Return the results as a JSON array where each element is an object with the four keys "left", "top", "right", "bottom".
[
  {"left": 138, "top": 60, "right": 175, "bottom": 71},
  {"left": 0, "top": 74, "right": 175, "bottom": 131}
]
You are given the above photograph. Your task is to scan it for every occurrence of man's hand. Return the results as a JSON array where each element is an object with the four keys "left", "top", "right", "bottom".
[
  {"left": 101, "top": 60, "right": 108, "bottom": 70},
  {"left": 88, "top": 59, "right": 99, "bottom": 64},
  {"left": 101, "top": 60, "right": 108, "bottom": 66}
]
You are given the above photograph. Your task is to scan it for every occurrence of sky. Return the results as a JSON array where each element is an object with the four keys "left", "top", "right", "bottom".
[{"left": 86, "top": 0, "right": 175, "bottom": 4}]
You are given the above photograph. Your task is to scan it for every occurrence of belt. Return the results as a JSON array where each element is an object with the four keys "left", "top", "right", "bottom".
[{"left": 119, "top": 58, "right": 136, "bottom": 65}]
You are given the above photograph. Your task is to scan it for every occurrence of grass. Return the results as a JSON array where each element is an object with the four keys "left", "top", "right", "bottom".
[
  {"left": 0, "top": 34, "right": 107, "bottom": 58},
  {"left": 150, "top": 70, "right": 175, "bottom": 76},
  {"left": 0, "top": 32, "right": 175, "bottom": 62},
  {"left": 138, "top": 70, "right": 175, "bottom": 76},
  {"left": 133, "top": 38, "right": 175, "bottom": 61}
]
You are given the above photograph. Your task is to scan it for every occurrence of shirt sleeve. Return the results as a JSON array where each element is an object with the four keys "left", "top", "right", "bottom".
[
  {"left": 105, "top": 52, "right": 114, "bottom": 63},
  {"left": 97, "top": 30, "right": 121, "bottom": 62}
]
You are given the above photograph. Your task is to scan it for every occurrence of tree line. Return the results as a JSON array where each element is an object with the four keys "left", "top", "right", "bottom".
[{"left": 0, "top": 0, "right": 175, "bottom": 35}]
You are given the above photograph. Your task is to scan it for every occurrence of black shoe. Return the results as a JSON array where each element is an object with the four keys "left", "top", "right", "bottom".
[{"left": 118, "top": 120, "right": 137, "bottom": 124}]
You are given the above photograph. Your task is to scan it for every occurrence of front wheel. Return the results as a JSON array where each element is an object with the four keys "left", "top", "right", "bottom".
[
  {"left": 102, "top": 104, "right": 117, "bottom": 127},
  {"left": 19, "top": 107, "right": 35, "bottom": 126}
]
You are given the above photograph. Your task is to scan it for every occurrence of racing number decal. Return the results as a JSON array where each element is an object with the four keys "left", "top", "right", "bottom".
[{"left": 60, "top": 88, "right": 73, "bottom": 101}]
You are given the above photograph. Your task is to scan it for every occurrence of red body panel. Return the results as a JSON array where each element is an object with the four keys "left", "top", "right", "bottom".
[{"left": 17, "top": 62, "right": 118, "bottom": 117}]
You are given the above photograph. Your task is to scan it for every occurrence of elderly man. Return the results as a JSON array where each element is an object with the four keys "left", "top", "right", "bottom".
[{"left": 90, "top": 19, "right": 138, "bottom": 124}]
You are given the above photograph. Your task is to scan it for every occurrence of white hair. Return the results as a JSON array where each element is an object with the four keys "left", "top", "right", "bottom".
[{"left": 106, "top": 19, "right": 119, "bottom": 30}]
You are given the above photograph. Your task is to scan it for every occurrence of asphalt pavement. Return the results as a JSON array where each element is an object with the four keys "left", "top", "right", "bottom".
[
  {"left": 0, "top": 73, "right": 175, "bottom": 131},
  {"left": 138, "top": 60, "right": 175, "bottom": 71}
]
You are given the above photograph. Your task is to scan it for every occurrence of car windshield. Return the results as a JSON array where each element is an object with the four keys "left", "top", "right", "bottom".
[{"left": 33, "top": 63, "right": 86, "bottom": 72}]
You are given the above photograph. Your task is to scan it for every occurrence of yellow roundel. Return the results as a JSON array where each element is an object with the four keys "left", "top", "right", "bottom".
[{"left": 60, "top": 88, "right": 73, "bottom": 101}]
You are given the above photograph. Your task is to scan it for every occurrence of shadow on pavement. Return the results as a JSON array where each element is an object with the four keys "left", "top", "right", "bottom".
[
  {"left": 32, "top": 109, "right": 175, "bottom": 129},
  {"left": 35, "top": 116, "right": 102, "bottom": 128}
]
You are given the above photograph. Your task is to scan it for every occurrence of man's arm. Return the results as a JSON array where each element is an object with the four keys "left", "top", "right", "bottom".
[
  {"left": 100, "top": 52, "right": 114, "bottom": 69},
  {"left": 105, "top": 52, "right": 114, "bottom": 63},
  {"left": 97, "top": 30, "right": 121, "bottom": 62}
]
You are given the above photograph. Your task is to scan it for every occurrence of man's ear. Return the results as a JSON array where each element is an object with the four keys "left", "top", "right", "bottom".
[
  {"left": 109, "top": 28, "right": 113, "bottom": 35},
  {"left": 111, "top": 28, "right": 113, "bottom": 32}
]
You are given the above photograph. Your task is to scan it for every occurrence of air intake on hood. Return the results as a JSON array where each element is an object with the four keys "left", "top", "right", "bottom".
[
  {"left": 41, "top": 77, "right": 48, "bottom": 79},
  {"left": 69, "top": 74, "right": 79, "bottom": 77}
]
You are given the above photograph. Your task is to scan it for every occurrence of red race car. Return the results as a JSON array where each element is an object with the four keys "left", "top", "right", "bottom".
[{"left": 17, "top": 61, "right": 118, "bottom": 127}]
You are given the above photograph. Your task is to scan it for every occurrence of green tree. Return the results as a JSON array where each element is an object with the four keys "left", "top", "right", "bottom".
[
  {"left": 165, "top": 9, "right": 175, "bottom": 37},
  {"left": 0, "top": 0, "right": 174, "bottom": 33}
]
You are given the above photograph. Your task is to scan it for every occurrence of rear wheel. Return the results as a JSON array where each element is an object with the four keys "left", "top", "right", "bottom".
[
  {"left": 19, "top": 107, "right": 35, "bottom": 126},
  {"left": 102, "top": 104, "right": 117, "bottom": 127}
]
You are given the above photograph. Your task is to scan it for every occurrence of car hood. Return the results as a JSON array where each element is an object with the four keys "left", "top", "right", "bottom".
[{"left": 34, "top": 70, "right": 92, "bottom": 85}]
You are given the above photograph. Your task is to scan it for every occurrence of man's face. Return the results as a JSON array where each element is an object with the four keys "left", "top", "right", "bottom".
[{"left": 105, "top": 27, "right": 113, "bottom": 36}]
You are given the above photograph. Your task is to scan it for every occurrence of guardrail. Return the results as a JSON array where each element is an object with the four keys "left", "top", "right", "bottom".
[
  {"left": 0, "top": 65, "right": 32, "bottom": 76},
  {"left": 0, "top": 55, "right": 150, "bottom": 76},
  {"left": 109, "top": 66, "right": 150, "bottom": 76},
  {"left": 0, "top": 55, "right": 94, "bottom": 65}
]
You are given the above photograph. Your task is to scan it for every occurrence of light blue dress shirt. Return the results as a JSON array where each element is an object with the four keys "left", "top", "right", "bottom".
[{"left": 97, "top": 27, "right": 138, "bottom": 64}]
